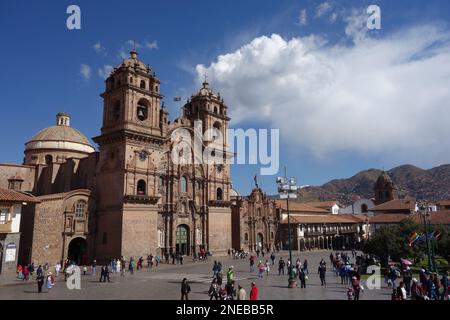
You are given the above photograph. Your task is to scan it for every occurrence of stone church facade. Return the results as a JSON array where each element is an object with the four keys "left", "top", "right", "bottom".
[
  {"left": 231, "top": 185, "right": 279, "bottom": 252},
  {"left": 0, "top": 50, "right": 232, "bottom": 265}
]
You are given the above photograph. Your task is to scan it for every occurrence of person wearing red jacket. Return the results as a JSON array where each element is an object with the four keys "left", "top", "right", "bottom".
[{"left": 250, "top": 282, "right": 258, "bottom": 300}]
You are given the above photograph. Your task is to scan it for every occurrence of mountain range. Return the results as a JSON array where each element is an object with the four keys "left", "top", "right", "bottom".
[{"left": 295, "top": 164, "right": 450, "bottom": 206}]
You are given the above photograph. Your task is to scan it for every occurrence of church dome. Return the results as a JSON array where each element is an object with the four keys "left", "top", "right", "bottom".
[
  {"left": 25, "top": 113, "right": 95, "bottom": 154},
  {"left": 117, "top": 50, "right": 150, "bottom": 73}
]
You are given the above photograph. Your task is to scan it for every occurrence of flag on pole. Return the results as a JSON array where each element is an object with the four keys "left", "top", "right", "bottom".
[{"left": 432, "top": 230, "right": 442, "bottom": 240}]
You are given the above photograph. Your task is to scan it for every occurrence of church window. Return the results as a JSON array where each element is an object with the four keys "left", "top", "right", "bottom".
[
  {"left": 361, "top": 204, "right": 368, "bottom": 213},
  {"left": 244, "top": 233, "right": 249, "bottom": 241},
  {"left": 129, "top": 77, "right": 133, "bottom": 84},
  {"left": 155, "top": 86, "right": 159, "bottom": 92},
  {"left": 0, "top": 208, "right": 8, "bottom": 224},
  {"left": 45, "top": 155, "right": 53, "bottom": 165},
  {"left": 140, "top": 80, "right": 146, "bottom": 89},
  {"left": 75, "top": 201, "right": 86, "bottom": 218},
  {"left": 216, "top": 188, "right": 223, "bottom": 201},
  {"left": 214, "top": 106, "right": 218, "bottom": 114},
  {"left": 159, "top": 176, "right": 165, "bottom": 187},
  {"left": 257, "top": 208, "right": 262, "bottom": 217},
  {"left": 113, "top": 101, "right": 121, "bottom": 121},
  {"left": 271, "top": 232, "right": 274, "bottom": 239},
  {"left": 180, "top": 176, "right": 187, "bottom": 193},
  {"left": 384, "top": 191, "right": 390, "bottom": 198},
  {"left": 137, "top": 180, "right": 146, "bottom": 195}
]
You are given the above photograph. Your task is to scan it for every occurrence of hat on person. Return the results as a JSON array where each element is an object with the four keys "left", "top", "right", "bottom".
[
  {"left": 352, "top": 276, "right": 357, "bottom": 280},
  {"left": 412, "top": 278, "right": 418, "bottom": 283},
  {"left": 182, "top": 278, "right": 187, "bottom": 281}
]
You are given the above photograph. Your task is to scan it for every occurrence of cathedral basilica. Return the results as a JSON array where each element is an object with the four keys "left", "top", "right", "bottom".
[{"left": 0, "top": 50, "right": 233, "bottom": 265}]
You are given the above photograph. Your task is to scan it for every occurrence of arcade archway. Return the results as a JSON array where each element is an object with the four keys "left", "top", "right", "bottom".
[{"left": 67, "top": 237, "right": 87, "bottom": 265}]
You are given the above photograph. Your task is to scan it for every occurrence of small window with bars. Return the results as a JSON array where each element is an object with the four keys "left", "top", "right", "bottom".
[{"left": 75, "top": 201, "right": 86, "bottom": 218}]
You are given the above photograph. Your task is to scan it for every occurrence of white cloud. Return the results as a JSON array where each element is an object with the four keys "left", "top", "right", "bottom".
[
  {"left": 329, "top": 12, "right": 338, "bottom": 23},
  {"left": 145, "top": 40, "right": 159, "bottom": 50},
  {"left": 98, "top": 65, "right": 114, "bottom": 79},
  {"left": 344, "top": 7, "right": 369, "bottom": 44},
  {"left": 195, "top": 25, "right": 450, "bottom": 166},
  {"left": 80, "top": 64, "right": 91, "bottom": 80},
  {"left": 315, "top": 1, "right": 333, "bottom": 18},
  {"left": 117, "top": 39, "right": 159, "bottom": 59},
  {"left": 93, "top": 42, "right": 107, "bottom": 56},
  {"left": 298, "top": 9, "right": 307, "bottom": 26}
]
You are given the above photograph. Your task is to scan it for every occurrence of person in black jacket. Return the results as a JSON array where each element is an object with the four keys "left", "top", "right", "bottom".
[
  {"left": 181, "top": 278, "right": 191, "bottom": 300},
  {"left": 36, "top": 273, "right": 44, "bottom": 293},
  {"left": 318, "top": 264, "right": 327, "bottom": 286}
]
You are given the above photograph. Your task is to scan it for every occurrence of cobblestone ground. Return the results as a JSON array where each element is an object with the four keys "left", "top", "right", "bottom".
[{"left": 0, "top": 250, "right": 391, "bottom": 300}]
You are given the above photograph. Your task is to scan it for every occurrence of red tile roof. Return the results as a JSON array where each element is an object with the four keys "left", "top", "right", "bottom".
[
  {"left": 275, "top": 200, "right": 329, "bottom": 213},
  {"left": 370, "top": 199, "right": 416, "bottom": 212},
  {"left": 369, "top": 211, "right": 450, "bottom": 225},
  {"left": 301, "top": 201, "right": 341, "bottom": 209},
  {"left": 0, "top": 187, "right": 39, "bottom": 204},
  {"left": 437, "top": 200, "right": 450, "bottom": 206}
]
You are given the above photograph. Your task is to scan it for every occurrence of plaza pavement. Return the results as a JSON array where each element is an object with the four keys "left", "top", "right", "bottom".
[{"left": 0, "top": 250, "right": 392, "bottom": 300}]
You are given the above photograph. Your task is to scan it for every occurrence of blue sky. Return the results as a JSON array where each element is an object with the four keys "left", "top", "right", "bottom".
[{"left": 1, "top": 0, "right": 450, "bottom": 195}]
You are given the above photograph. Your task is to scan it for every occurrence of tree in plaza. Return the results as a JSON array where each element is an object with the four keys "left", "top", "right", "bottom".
[{"left": 363, "top": 218, "right": 450, "bottom": 267}]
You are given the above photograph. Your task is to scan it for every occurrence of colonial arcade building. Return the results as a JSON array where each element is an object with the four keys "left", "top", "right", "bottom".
[
  {"left": 0, "top": 50, "right": 232, "bottom": 267},
  {"left": 276, "top": 201, "right": 369, "bottom": 251}
]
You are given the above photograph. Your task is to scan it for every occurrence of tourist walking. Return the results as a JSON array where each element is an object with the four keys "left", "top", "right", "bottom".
[
  {"left": 351, "top": 276, "right": 361, "bottom": 301},
  {"left": 237, "top": 285, "right": 247, "bottom": 300},
  {"left": 91, "top": 260, "right": 96, "bottom": 277},
  {"left": 36, "top": 272, "right": 44, "bottom": 293},
  {"left": 227, "top": 266, "right": 234, "bottom": 283},
  {"left": 303, "top": 259, "right": 308, "bottom": 275},
  {"left": 249, "top": 256, "right": 255, "bottom": 272},
  {"left": 250, "top": 282, "right": 258, "bottom": 300},
  {"left": 181, "top": 278, "right": 191, "bottom": 300},
  {"left": 129, "top": 257, "right": 135, "bottom": 275},
  {"left": 55, "top": 262, "right": 61, "bottom": 277},
  {"left": 270, "top": 252, "right": 275, "bottom": 265},
  {"left": 299, "top": 267, "right": 306, "bottom": 288},
  {"left": 265, "top": 260, "right": 270, "bottom": 276},
  {"left": 208, "top": 279, "right": 219, "bottom": 300},
  {"left": 278, "top": 258, "right": 285, "bottom": 275},
  {"left": 46, "top": 272, "right": 54, "bottom": 292},
  {"left": 213, "top": 261, "right": 219, "bottom": 278},
  {"left": 318, "top": 263, "right": 326, "bottom": 286},
  {"left": 258, "top": 261, "right": 265, "bottom": 279}
]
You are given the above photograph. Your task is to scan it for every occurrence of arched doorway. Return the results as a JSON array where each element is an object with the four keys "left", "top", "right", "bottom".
[
  {"left": 67, "top": 237, "right": 87, "bottom": 265},
  {"left": 256, "top": 233, "right": 263, "bottom": 251},
  {"left": 176, "top": 225, "right": 190, "bottom": 256}
]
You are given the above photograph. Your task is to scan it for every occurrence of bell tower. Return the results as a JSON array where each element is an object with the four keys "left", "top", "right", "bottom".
[
  {"left": 100, "top": 50, "right": 164, "bottom": 137},
  {"left": 93, "top": 50, "right": 166, "bottom": 261}
]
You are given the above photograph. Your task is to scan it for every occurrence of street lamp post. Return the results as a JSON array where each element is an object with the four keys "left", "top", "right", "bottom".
[
  {"left": 417, "top": 201, "right": 436, "bottom": 272},
  {"left": 276, "top": 166, "right": 298, "bottom": 288}
]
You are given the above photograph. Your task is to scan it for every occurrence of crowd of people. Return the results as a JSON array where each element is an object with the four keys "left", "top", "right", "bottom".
[{"left": 386, "top": 264, "right": 449, "bottom": 300}]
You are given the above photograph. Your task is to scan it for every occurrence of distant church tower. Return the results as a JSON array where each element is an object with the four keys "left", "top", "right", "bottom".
[{"left": 374, "top": 171, "right": 398, "bottom": 205}]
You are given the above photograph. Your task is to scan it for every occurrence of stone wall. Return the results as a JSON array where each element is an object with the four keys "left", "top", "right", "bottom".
[
  {"left": 0, "top": 163, "right": 36, "bottom": 192},
  {"left": 208, "top": 207, "right": 232, "bottom": 255},
  {"left": 121, "top": 205, "right": 159, "bottom": 259}
]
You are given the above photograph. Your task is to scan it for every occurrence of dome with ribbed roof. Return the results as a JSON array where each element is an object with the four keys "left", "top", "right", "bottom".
[
  {"left": 25, "top": 113, "right": 95, "bottom": 154},
  {"left": 117, "top": 50, "right": 150, "bottom": 73}
]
